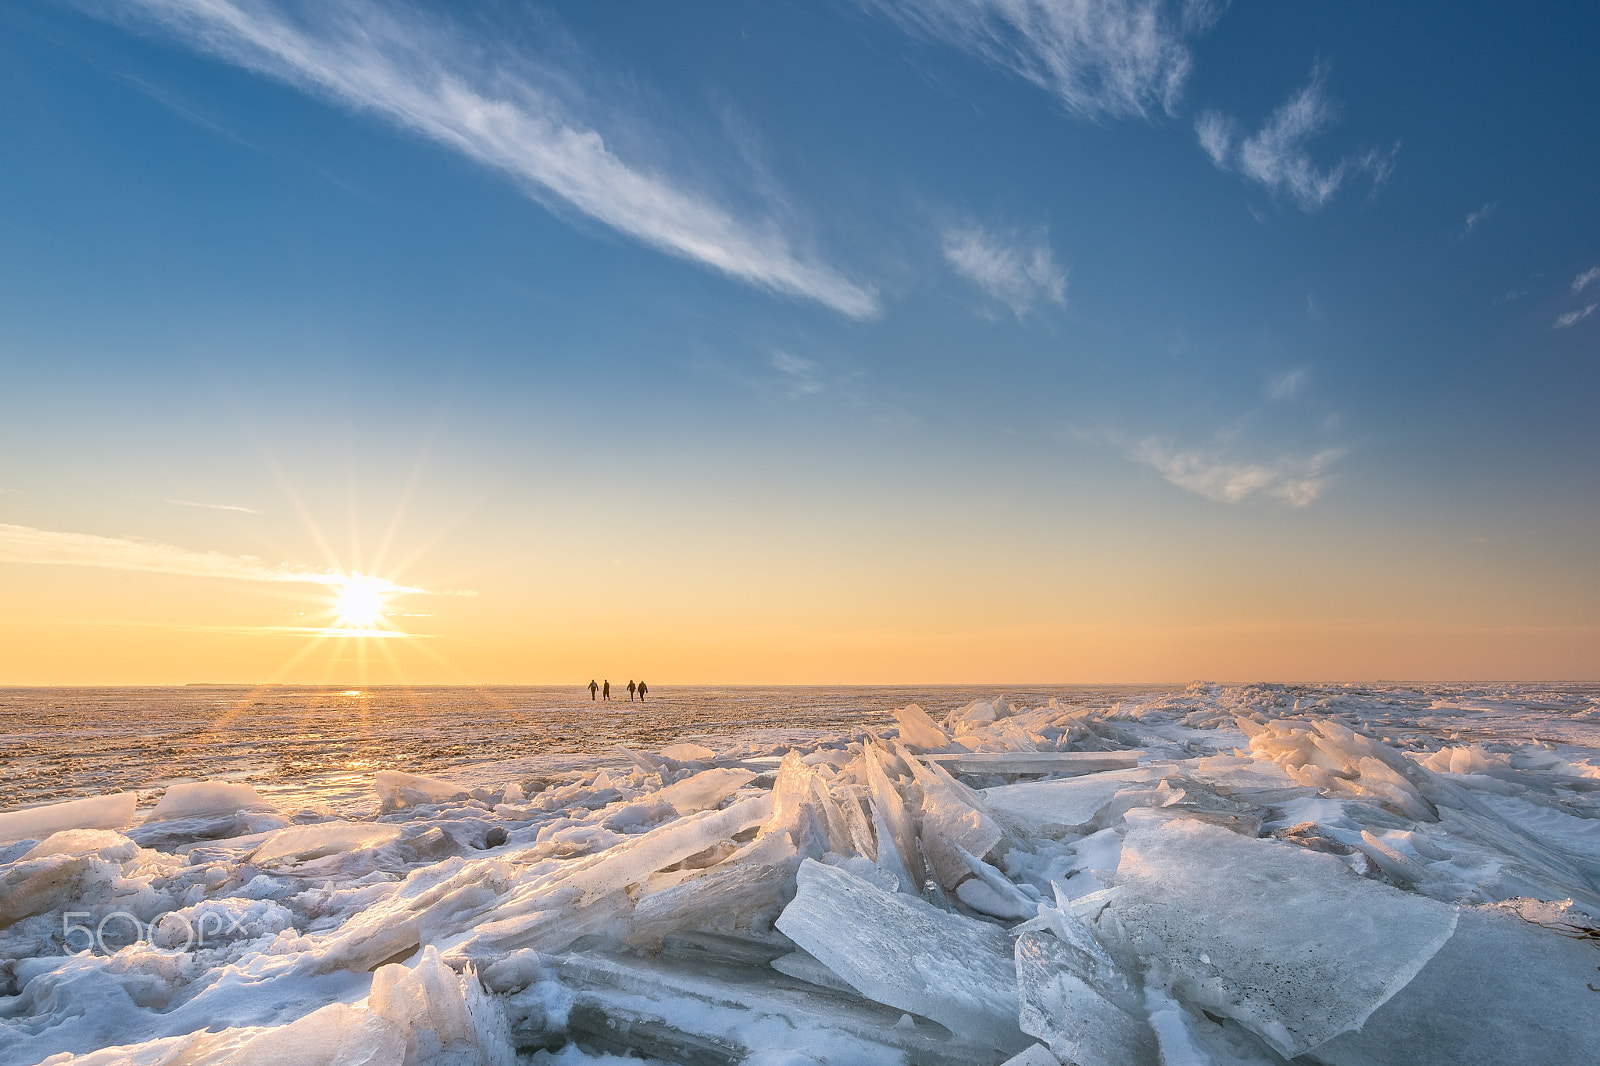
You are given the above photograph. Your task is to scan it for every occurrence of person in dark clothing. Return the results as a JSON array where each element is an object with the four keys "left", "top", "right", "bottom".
[
  {"left": 602, "top": 679, "right": 611, "bottom": 701},
  {"left": 588, "top": 679, "right": 598, "bottom": 700},
  {"left": 637, "top": 680, "right": 648, "bottom": 701},
  {"left": 627, "top": 680, "right": 636, "bottom": 701}
]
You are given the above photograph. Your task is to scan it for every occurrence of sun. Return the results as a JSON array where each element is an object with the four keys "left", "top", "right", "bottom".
[{"left": 332, "top": 575, "right": 389, "bottom": 628}]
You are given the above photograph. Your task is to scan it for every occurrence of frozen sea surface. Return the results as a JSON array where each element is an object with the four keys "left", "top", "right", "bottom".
[
  {"left": 1, "top": 681, "right": 1597, "bottom": 1066},
  {"left": 0, "top": 685, "right": 1176, "bottom": 813}
]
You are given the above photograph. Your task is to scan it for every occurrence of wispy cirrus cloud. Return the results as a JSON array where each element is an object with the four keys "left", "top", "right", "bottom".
[
  {"left": 1461, "top": 201, "right": 1495, "bottom": 237},
  {"left": 98, "top": 0, "right": 876, "bottom": 318},
  {"left": 0, "top": 522, "right": 421, "bottom": 592},
  {"left": 1554, "top": 303, "right": 1597, "bottom": 330},
  {"left": 163, "top": 498, "right": 262, "bottom": 514},
  {"left": 868, "top": 0, "right": 1222, "bottom": 121},
  {"left": 1196, "top": 66, "right": 1397, "bottom": 211},
  {"left": 941, "top": 224, "right": 1067, "bottom": 316},
  {"left": 1553, "top": 266, "right": 1600, "bottom": 329},
  {"left": 1264, "top": 366, "right": 1309, "bottom": 401},
  {"left": 1129, "top": 440, "right": 1343, "bottom": 506},
  {"left": 771, "top": 351, "right": 828, "bottom": 398}
]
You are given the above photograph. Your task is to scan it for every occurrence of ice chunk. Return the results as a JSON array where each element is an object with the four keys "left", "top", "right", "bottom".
[
  {"left": 894, "top": 703, "right": 951, "bottom": 750},
  {"left": 32, "top": 1003, "right": 406, "bottom": 1066},
  {"left": 907, "top": 751, "right": 1004, "bottom": 890},
  {"left": 21, "top": 829, "right": 139, "bottom": 864},
  {"left": 552, "top": 947, "right": 1007, "bottom": 1066},
  {"left": 430, "top": 796, "right": 775, "bottom": 965},
  {"left": 629, "top": 832, "right": 799, "bottom": 944},
  {"left": 956, "top": 877, "right": 1034, "bottom": 921},
  {"left": 0, "top": 854, "right": 93, "bottom": 926},
  {"left": 950, "top": 842, "right": 1035, "bottom": 920},
  {"left": 932, "top": 751, "right": 1145, "bottom": 776},
  {"left": 1314, "top": 904, "right": 1600, "bottom": 1066},
  {"left": 0, "top": 792, "right": 137, "bottom": 845},
  {"left": 145, "top": 781, "right": 276, "bottom": 822},
  {"left": 982, "top": 766, "right": 1172, "bottom": 838},
  {"left": 770, "top": 948, "right": 857, "bottom": 994},
  {"left": 775, "top": 857, "right": 1026, "bottom": 1053},
  {"left": 660, "top": 741, "right": 717, "bottom": 762},
  {"left": 375, "top": 770, "right": 468, "bottom": 812},
  {"left": 759, "top": 752, "right": 831, "bottom": 858},
  {"left": 653, "top": 767, "right": 756, "bottom": 815},
  {"left": 863, "top": 743, "right": 922, "bottom": 888},
  {"left": 1014, "top": 930, "right": 1155, "bottom": 1066},
  {"left": 369, "top": 945, "right": 513, "bottom": 1065},
  {"left": 1002, "top": 1046, "right": 1063, "bottom": 1066},
  {"left": 248, "top": 821, "right": 404, "bottom": 869},
  {"left": 1140, "top": 988, "right": 1216, "bottom": 1066},
  {"left": 1099, "top": 819, "right": 1458, "bottom": 1058}
]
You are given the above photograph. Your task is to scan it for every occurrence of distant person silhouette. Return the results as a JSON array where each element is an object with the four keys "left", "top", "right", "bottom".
[
  {"left": 588, "top": 679, "right": 598, "bottom": 701},
  {"left": 603, "top": 679, "right": 611, "bottom": 701},
  {"left": 638, "top": 680, "right": 648, "bottom": 702},
  {"left": 627, "top": 680, "right": 636, "bottom": 701}
]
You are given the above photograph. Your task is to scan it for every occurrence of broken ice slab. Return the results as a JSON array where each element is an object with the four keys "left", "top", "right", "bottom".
[
  {"left": 248, "top": 821, "right": 405, "bottom": 869},
  {"left": 770, "top": 948, "right": 857, "bottom": 994},
  {"left": 1015, "top": 930, "right": 1156, "bottom": 1066},
  {"left": 0, "top": 854, "right": 95, "bottom": 927},
  {"left": 145, "top": 781, "right": 278, "bottom": 821},
  {"left": 375, "top": 769, "right": 469, "bottom": 812},
  {"left": 1101, "top": 819, "right": 1458, "bottom": 1059},
  {"left": 927, "top": 751, "right": 1146, "bottom": 776},
  {"left": 894, "top": 703, "right": 951, "bottom": 750},
  {"left": 775, "top": 857, "right": 1028, "bottom": 1054},
  {"left": 661, "top": 742, "right": 718, "bottom": 762},
  {"left": 628, "top": 833, "right": 799, "bottom": 946},
  {"left": 0, "top": 792, "right": 137, "bottom": 845},
  {"left": 981, "top": 766, "right": 1174, "bottom": 838},
  {"left": 652, "top": 767, "right": 757, "bottom": 815},
  {"left": 906, "top": 746, "right": 1005, "bottom": 890},
  {"left": 1311, "top": 904, "right": 1600, "bottom": 1066},
  {"left": 30, "top": 1003, "right": 407, "bottom": 1066},
  {"left": 420, "top": 796, "right": 777, "bottom": 969},
  {"left": 548, "top": 947, "right": 1012, "bottom": 1066}
]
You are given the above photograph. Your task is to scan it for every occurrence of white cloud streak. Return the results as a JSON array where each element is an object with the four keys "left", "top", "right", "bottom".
[
  {"left": 1129, "top": 441, "right": 1342, "bottom": 506},
  {"left": 163, "top": 498, "right": 262, "bottom": 513},
  {"left": 1196, "top": 67, "right": 1396, "bottom": 211},
  {"left": 1552, "top": 267, "right": 1600, "bottom": 328},
  {"left": 942, "top": 224, "right": 1067, "bottom": 316},
  {"left": 771, "top": 351, "right": 826, "bottom": 397},
  {"left": 1462, "top": 201, "right": 1495, "bottom": 236},
  {"left": 104, "top": 0, "right": 877, "bottom": 318},
  {"left": 1265, "top": 366, "right": 1309, "bottom": 401},
  {"left": 869, "top": 0, "right": 1218, "bottom": 121},
  {"left": 1554, "top": 303, "right": 1597, "bottom": 330},
  {"left": 0, "top": 522, "right": 419, "bottom": 591}
]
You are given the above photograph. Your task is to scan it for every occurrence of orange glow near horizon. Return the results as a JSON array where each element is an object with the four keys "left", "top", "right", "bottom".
[{"left": 2, "top": 460, "right": 1598, "bottom": 685}]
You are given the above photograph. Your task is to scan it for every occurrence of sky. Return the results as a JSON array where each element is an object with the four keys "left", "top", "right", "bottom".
[{"left": 0, "top": 0, "right": 1597, "bottom": 685}]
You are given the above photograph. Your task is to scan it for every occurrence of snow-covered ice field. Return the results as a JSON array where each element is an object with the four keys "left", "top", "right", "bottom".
[{"left": 2, "top": 683, "right": 1598, "bottom": 1065}]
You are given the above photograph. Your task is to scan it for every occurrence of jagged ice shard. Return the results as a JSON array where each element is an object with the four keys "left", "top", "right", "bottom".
[{"left": 775, "top": 857, "right": 1028, "bottom": 1054}]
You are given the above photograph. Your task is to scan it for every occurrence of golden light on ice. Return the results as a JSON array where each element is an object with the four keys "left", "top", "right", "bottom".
[{"left": 332, "top": 575, "right": 389, "bottom": 628}]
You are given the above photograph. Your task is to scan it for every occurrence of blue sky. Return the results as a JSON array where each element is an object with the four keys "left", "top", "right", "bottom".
[{"left": 0, "top": 0, "right": 1596, "bottom": 682}]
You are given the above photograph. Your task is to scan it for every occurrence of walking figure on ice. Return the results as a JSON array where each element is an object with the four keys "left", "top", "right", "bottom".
[
  {"left": 603, "top": 679, "right": 611, "bottom": 701},
  {"left": 588, "top": 679, "right": 598, "bottom": 700},
  {"left": 627, "top": 680, "right": 636, "bottom": 701},
  {"left": 637, "top": 680, "right": 648, "bottom": 701}
]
